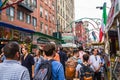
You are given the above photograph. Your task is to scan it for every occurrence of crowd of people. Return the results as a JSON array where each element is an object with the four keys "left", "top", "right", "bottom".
[{"left": 0, "top": 41, "right": 109, "bottom": 80}]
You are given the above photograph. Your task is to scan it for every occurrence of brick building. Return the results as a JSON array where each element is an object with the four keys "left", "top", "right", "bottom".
[
  {"left": 0, "top": 0, "right": 56, "bottom": 36},
  {"left": 75, "top": 21, "right": 87, "bottom": 45}
]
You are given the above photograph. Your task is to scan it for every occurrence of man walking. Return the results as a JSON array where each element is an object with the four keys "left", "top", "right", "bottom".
[
  {"left": 43, "top": 43, "right": 65, "bottom": 80},
  {"left": 0, "top": 41, "right": 30, "bottom": 80}
]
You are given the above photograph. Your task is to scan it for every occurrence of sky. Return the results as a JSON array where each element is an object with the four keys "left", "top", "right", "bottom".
[
  {"left": 74, "top": 0, "right": 111, "bottom": 20},
  {"left": 74, "top": 0, "right": 111, "bottom": 41}
]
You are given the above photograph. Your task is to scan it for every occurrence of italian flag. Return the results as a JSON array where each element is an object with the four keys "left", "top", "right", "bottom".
[
  {"left": 99, "top": 2, "right": 107, "bottom": 42},
  {"left": 99, "top": 21, "right": 105, "bottom": 42}
]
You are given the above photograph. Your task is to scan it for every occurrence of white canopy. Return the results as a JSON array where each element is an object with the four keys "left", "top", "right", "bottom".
[{"left": 61, "top": 43, "right": 77, "bottom": 48}]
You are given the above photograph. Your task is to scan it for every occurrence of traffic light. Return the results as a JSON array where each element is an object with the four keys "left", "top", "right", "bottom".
[{"left": 53, "top": 32, "right": 62, "bottom": 39}]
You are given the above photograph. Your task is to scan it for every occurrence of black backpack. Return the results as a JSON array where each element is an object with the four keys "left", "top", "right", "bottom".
[
  {"left": 33, "top": 60, "right": 54, "bottom": 80},
  {"left": 79, "top": 64, "right": 94, "bottom": 80}
]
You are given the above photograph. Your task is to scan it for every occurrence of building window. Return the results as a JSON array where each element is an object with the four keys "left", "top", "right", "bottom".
[
  {"left": 57, "top": 6, "right": 60, "bottom": 13},
  {"left": 26, "top": 14, "right": 31, "bottom": 24},
  {"left": 17, "top": 10, "right": 24, "bottom": 21},
  {"left": 49, "top": 13, "right": 52, "bottom": 22},
  {"left": 52, "top": 15, "right": 55, "bottom": 24},
  {"left": 6, "top": 7, "right": 15, "bottom": 21},
  {"left": 61, "top": 9, "right": 62, "bottom": 15},
  {"left": 25, "top": 0, "right": 31, "bottom": 7},
  {"left": 40, "top": 6, "right": 43, "bottom": 17},
  {"left": 45, "top": 10, "right": 48, "bottom": 20},
  {"left": 52, "top": 1, "right": 55, "bottom": 10},
  {"left": 48, "top": 0, "right": 51, "bottom": 7},
  {"left": 49, "top": 27, "right": 52, "bottom": 35},
  {"left": 45, "top": 24, "right": 48, "bottom": 34},
  {"left": 32, "top": 17, "right": 37, "bottom": 27},
  {"left": 40, "top": 22, "right": 43, "bottom": 32},
  {"left": 44, "top": 0, "right": 48, "bottom": 4},
  {"left": 32, "top": 0, "right": 37, "bottom": 8}
]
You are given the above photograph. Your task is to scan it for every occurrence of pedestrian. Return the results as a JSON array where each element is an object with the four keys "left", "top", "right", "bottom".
[
  {"left": 65, "top": 49, "right": 79, "bottom": 80},
  {"left": 53, "top": 47, "right": 60, "bottom": 61},
  {"left": 89, "top": 48, "right": 103, "bottom": 80},
  {"left": 77, "top": 54, "right": 94, "bottom": 80},
  {"left": 78, "top": 46, "right": 86, "bottom": 63},
  {"left": 0, "top": 48, "right": 6, "bottom": 62},
  {"left": 58, "top": 47, "right": 68, "bottom": 72},
  {"left": 43, "top": 43, "right": 65, "bottom": 80},
  {"left": 21, "top": 45, "right": 35, "bottom": 80},
  {"left": 0, "top": 41, "right": 30, "bottom": 80},
  {"left": 34, "top": 48, "right": 44, "bottom": 75}
]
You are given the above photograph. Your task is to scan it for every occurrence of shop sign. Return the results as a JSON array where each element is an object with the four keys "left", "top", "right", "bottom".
[
  {"left": 106, "top": 0, "right": 120, "bottom": 33},
  {"left": 37, "top": 37, "right": 50, "bottom": 44},
  {"left": 106, "top": 0, "right": 116, "bottom": 32},
  {"left": 62, "top": 36, "right": 74, "bottom": 43}
]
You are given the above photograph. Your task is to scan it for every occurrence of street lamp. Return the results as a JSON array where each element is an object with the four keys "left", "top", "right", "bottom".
[{"left": 96, "top": 6, "right": 103, "bottom": 10}]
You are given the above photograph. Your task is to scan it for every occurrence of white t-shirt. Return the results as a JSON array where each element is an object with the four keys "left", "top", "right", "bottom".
[
  {"left": 76, "top": 64, "right": 82, "bottom": 72},
  {"left": 89, "top": 55, "right": 102, "bottom": 72}
]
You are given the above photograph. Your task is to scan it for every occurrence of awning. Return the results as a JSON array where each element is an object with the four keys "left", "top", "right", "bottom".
[
  {"left": 0, "top": 22, "right": 35, "bottom": 33},
  {"left": 0, "top": 22, "right": 64, "bottom": 43},
  {"left": 34, "top": 32, "right": 64, "bottom": 44}
]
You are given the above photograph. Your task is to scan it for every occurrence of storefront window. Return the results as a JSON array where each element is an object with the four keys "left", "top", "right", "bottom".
[
  {"left": 24, "top": 33, "right": 32, "bottom": 43},
  {"left": 12, "top": 29, "right": 20, "bottom": 41},
  {"left": 3, "top": 27, "right": 12, "bottom": 40}
]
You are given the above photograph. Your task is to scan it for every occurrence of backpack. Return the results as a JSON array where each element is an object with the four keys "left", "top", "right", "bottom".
[
  {"left": 80, "top": 64, "right": 93, "bottom": 80},
  {"left": 33, "top": 59, "right": 54, "bottom": 80},
  {"left": 65, "top": 58, "right": 77, "bottom": 79}
]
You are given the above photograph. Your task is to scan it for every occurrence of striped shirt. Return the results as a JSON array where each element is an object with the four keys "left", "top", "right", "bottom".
[{"left": 0, "top": 60, "right": 30, "bottom": 80}]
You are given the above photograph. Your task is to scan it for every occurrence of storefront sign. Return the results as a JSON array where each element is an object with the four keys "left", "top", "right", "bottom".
[
  {"left": 62, "top": 33, "right": 74, "bottom": 43},
  {"left": 105, "top": 0, "right": 116, "bottom": 33},
  {"left": 37, "top": 37, "right": 50, "bottom": 44}
]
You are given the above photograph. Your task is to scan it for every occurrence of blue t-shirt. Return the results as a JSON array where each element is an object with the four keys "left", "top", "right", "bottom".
[{"left": 52, "top": 61, "right": 65, "bottom": 80}]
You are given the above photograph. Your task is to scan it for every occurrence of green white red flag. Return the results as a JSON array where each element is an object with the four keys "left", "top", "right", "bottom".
[{"left": 99, "top": 2, "right": 107, "bottom": 42}]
